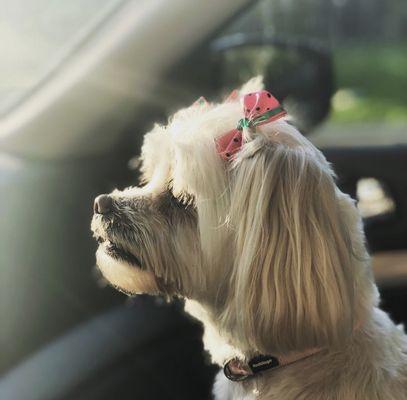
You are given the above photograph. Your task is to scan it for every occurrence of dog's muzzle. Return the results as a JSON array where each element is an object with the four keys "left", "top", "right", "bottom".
[{"left": 92, "top": 194, "right": 143, "bottom": 268}]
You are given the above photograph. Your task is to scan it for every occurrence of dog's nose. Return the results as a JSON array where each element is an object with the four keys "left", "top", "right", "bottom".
[{"left": 94, "top": 194, "right": 113, "bottom": 214}]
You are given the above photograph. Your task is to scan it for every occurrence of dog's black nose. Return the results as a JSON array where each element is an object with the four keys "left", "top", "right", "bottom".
[{"left": 94, "top": 194, "right": 113, "bottom": 214}]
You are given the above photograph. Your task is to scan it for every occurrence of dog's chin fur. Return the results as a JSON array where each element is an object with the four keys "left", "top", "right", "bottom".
[
  {"left": 96, "top": 247, "right": 159, "bottom": 295},
  {"left": 91, "top": 77, "right": 407, "bottom": 399}
]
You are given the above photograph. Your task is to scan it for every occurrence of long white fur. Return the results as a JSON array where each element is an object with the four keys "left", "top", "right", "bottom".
[{"left": 94, "top": 77, "right": 407, "bottom": 399}]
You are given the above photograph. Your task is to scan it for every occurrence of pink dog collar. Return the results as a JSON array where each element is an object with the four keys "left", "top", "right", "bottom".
[{"left": 215, "top": 90, "right": 286, "bottom": 161}]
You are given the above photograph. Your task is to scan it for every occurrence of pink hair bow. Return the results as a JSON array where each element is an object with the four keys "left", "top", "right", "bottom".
[{"left": 215, "top": 90, "right": 286, "bottom": 161}]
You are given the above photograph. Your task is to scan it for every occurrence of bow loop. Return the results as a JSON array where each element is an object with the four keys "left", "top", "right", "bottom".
[{"left": 215, "top": 90, "right": 286, "bottom": 161}]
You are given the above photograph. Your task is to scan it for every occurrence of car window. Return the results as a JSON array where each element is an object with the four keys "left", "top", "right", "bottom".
[
  {"left": 220, "top": 0, "right": 407, "bottom": 147},
  {"left": 0, "top": 0, "right": 124, "bottom": 115}
]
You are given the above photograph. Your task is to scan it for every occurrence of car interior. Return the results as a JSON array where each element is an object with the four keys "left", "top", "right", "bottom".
[{"left": 1, "top": 1, "right": 406, "bottom": 399}]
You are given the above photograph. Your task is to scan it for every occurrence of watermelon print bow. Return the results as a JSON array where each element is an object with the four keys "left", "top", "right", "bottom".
[{"left": 215, "top": 90, "right": 286, "bottom": 161}]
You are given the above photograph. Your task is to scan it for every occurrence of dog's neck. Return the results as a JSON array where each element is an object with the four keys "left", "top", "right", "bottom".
[
  {"left": 184, "top": 299, "right": 322, "bottom": 372},
  {"left": 184, "top": 299, "right": 243, "bottom": 365},
  {"left": 184, "top": 298, "right": 372, "bottom": 386}
]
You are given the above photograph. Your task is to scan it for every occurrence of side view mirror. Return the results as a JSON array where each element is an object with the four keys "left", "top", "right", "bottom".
[{"left": 210, "top": 33, "right": 335, "bottom": 134}]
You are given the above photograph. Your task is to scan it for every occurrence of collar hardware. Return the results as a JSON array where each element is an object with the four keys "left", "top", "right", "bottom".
[{"left": 224, "top": 355, "right": 279, "bottom": 382}]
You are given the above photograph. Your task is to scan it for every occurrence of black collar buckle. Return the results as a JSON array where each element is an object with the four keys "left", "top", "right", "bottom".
[{"left": 224, "top": 354, "right": 279, "bottom": 382}]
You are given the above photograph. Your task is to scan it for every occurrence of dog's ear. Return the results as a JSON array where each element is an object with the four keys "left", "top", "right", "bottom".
[{"left": 225, "top": 137, "right": 355, "bottom": 354}]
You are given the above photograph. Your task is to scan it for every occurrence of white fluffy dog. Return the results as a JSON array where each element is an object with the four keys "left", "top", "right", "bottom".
[{"left": 91, "top": 77, "right": 407, "bottom": 399}]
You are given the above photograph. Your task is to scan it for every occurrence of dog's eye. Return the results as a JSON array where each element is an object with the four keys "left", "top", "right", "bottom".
[
  {"left": 171, "top": 193, "right": 190, "bottom": 207},
  {"left": 156, "top": 191, "right": 194, "bottom": 219},
  {"left": 168, "top": 191, "right": 195, "bottom": 209}
]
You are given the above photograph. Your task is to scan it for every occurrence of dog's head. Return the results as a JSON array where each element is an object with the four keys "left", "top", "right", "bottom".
[{"left": 91, "top": 77, "right": 375, "bottom": 354}]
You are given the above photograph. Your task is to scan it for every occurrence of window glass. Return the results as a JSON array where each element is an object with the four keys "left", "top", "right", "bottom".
[{"left": 222, "top": 0, "right": 407, "bottom": 146}]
